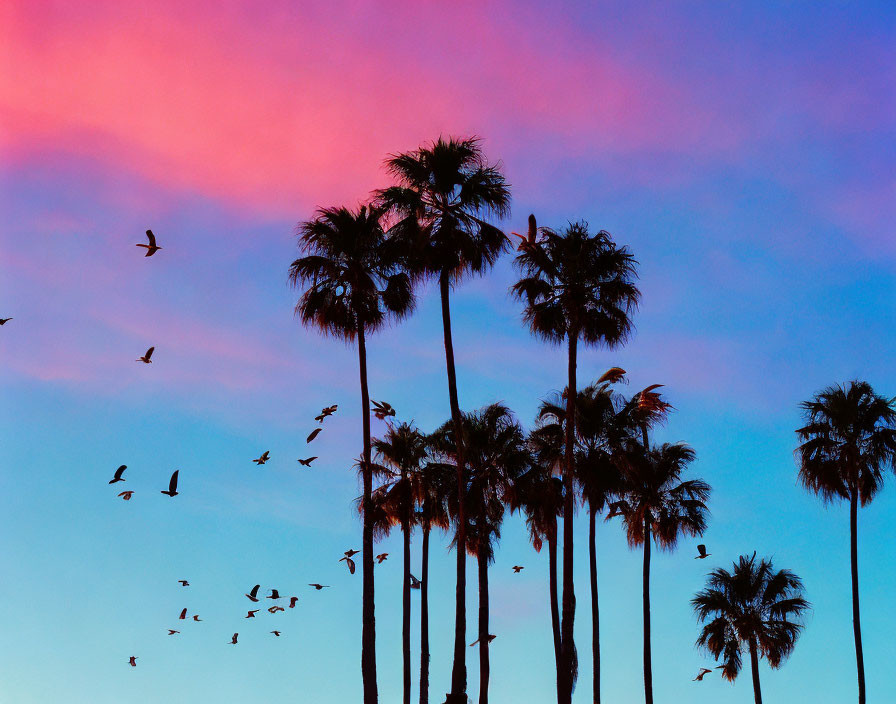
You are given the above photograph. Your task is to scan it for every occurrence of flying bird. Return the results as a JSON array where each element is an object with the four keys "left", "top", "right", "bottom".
[
  {"left": 160, "top": 470, "right": 179, "bottom": 497},
  {"left": 192, "top": 614, "right": 202, "bottom": 622},
  {"left": 306, "top": 428, "right": 322, "bottom": 443},
  {"left": 512, "top": 566, "right": 524, "bottom": 573},
  {"left": 167, "top": 630, "right": 179, "bottom": 635},
  {"left": 693, "top": 668, "right": 713, "bottom": 681},
  {"left": 376, "top": 553, "right": 388, "bottom": 564},
  {"left": 308, "top": 584, "right": 330, "bottom": 590},
  {"left": 371, "top": 400, "right": 395, "bottom": 420},
  {"left": 178, "top": 608, "right": 187, "bottom": 620},
  {"left": 289, "top": 597, "right": 299, "bottom": 608},
  {"left": 268, "top": 606, "right": 285, "bottom": 614},
  {"left": 297, "top": 457, "right": 317, "bottom": 467},
  {"left": 469, "top": 635, "right": 497, "bottom": 646},
  {"left": 315, "top": 405, "right": 338, "bottom": 422},
  {"left": 230, "top": 633, "right": 238, "bottom": 645},
  {"left": 128, "top": 656, "right": 138, "bottom": 667},
  {"left": 0, "top": 318, "right": 12, "bottom": 325},
  {"left": 267, "top": 589, "right": 281, "bottom": 600},
  {"left": 109, "top": 465, "right": 127, "bottom": 484},
  {"left": 178, "top": 580, "right": 189, "bottom": 587},
  {"left": 510, "top": 213, "right": 538, "bottom": 251},
  {"left": 695, "top": 544, "right": 710, "bottom": 560},
  {"left": 245, "top": 610, "right": 259, "bottom": 618},
  {"left": 253, "top": 451, "right": 270, "bottom": 465},
  {"left": 246, "top": 585, "right": 261, "bottom": 602},
  {"left": 343, "top": 549, "right": 359, "bottom": 558},
  {"left": 409, "top": 574, "right": 422, "bottom": 590},
  {"left": 118, "top": 491, "right": 134, "bottom": 501},
  {"left": 137, "top": 229, "right": 162, "bottom": 256},
  {"left": 136, "top": 346, "right": 155, "bottom": 364},
  {"left": 340, "top": 557, "right": 356, "bottom": 575},
  {"left": 271, "top": 630, "right": 281, "bottom": 637}
]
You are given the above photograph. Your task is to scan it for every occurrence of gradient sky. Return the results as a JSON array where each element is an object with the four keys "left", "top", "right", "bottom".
[{"left": 2, "top": 1, "right": 895, "bottom": 702}]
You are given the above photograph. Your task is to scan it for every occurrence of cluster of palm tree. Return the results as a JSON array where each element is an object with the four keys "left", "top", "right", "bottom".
[{"left": 289, "top": 135, "right": 896, "bottom": 704}]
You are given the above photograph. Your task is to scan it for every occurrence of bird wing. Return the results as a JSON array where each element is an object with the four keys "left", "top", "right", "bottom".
[
  {"left": 347, "top": 558, "right": 355, "bottom": 574},
  {"left": 179, "top": 608, "right": 187, "bottom": 619},
  {"left": 145, "top": 346, "right": 154, "bottom": 360},
  {"left": 114, "top": 465, "right": 126, "bottom": 480},
  {"left": 168, "top": 470, "right": 179, "bottom": 493},
  {"left": 306, "top": 428, "right": 321, "bottom": 442},
  {"left": 249, "top": 584, "right": 260, "bottom": 598},
  {"left": 146, "top": 230, "right": 157, "bottom": 247}
]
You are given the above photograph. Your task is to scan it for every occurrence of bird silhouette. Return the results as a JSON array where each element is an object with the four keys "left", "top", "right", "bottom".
[
  {"left": 178, "top": 580, "right": 189, "bottom": 587},
  {"left": 695, "top": 544, "right": 710, "bottom": 560},
  {"left": 469, "top": 635, "right": 496, "bottom": 646},
  {"left": 160, "top": 470, "right": 179, "bottom": 497},
  {"left": 137, "top": 347, "right": 155, "bottom": 364},
  {"left": 267, "top": 589, "right": 281, "bottom": 600},
  {"left": 370, "top": 400, "right": 395, "bottom": 420},
  {"left": 409, "top": 574, "right": 422, "bottom": 590},
  {"left": 246, "top": 585, "right": 261, "bottom": 602},
  {"left": 308, "top": 584, "right": 330, "bottom": 590},
  {"left": 315, "top": 405, "right": 338, "bottom": 422},
  {"left": 306, "top": 428, "right": 322, "bottom": 443},
  {"left": 693, "top": 668, "right": 713, "bottom": 681},
  {"left": 340, "top": 557, "right": 355, "bottom": 575},
  {"left": 136, "top": 229, "right": 162, "bottom": 256},
  {"left": 289, "top": 597, "right": 299, "bottom": 608},
  {"left": 230, "top": 633, "right": 238, "bottom": 645},
  {"left": 192, "top": 615, "right": 202, "bottom": 622},
  {"left": 376, "top": 553, "right": 388, "bottom": 564},
  {"left": 268, "top": 605, "right": 285, "bottom": 614},
  {"left": 512, "top": 565, "right": 524, "bottom": 573},
  {"left": 297, "top": 457, "right": 317, "bottom": 467},
  {"left": 253, "top": 451, "right": 270, "bottom": 465},
  {"left": 510, "top": 213, "right": 538, "bottom": 251},
  {"left": 343, "top": 549, "right": 359, "bottom": 558},
  {"left": 128, "top": 656, "right": 138, "bottom": 667},
  {"left": 109, "top": 465, "right": 127, "bottom": 484},
  {"left": 178, "top": 608, "right": 187, "bottom": 620},
  {"left": 167, "top": 630, "right": 179, "bottom": 635},
  {"left": 271, "top": 630, "right": 281, "bottom": 636},
  {"left": 246, "top": 610, "right": 259, "bottom": 618},
  {"left": 118, "top": 491, "right": 134, "bottom": 500},
  {"left": 0, "top": 318, "right": 12, "bottom": 325}
]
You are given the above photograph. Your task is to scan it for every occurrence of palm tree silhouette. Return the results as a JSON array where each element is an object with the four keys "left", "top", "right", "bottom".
[
  {"left": 692, "top": 552, "right": 810, "bottom": 704},
  {"left": 377, "top": 136, "right": 510, "bottom": 704},
  {"left": 431, "top": 404, "right": 528, "bottom": 704},
  {"left": 796, "top": 381, "right": 896, "bottom": 704},
  {"left": 512, "top": 222, "right": 640, "bottom": 703},
  {"left": 612, "top": 441, "right": 710, "bottom": 704},
  {"left": 289, "top": 205, "right": 414, "bottom": 704}
]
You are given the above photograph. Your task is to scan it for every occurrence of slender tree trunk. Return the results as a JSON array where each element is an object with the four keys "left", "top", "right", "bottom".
[
  {"left": 478, "top": 545, "right": 490, "bottom": 704},
  {"left": 559, "top": 333, "right": 578, "bottom": 704},
  {"left": 440, "top": 271, "right": 469, "bottom": 704},
  {"left": 589, "top": 504, "right": 600, "bottom": 704},
  {"left": 850, "top": 488, "right": 865, "bottom": 704},
  {"left": 642, "top": 517, "right": 652, "bottom": 704},
  {"left": 548, "top": 523, "right": 562, "bottom": 701},
  {"left": 357, "top": 323, "right": 378, "bottom": 704},
  {"left": 420, "top": 525, "right": 431, "bottom": 704},
  {"left": 402, "top": 473, "right": 412, "bottom": 704},
  {"left": 748, "top": 639, "right": 762, "bottom": 704}
]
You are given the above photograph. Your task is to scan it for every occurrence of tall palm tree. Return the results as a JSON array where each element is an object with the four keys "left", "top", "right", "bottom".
[
  {"left": 513, "top": 224, "right": 640, "bottom": 703},
  {"left": 289, "top": 205, "right": 414, "bottom": 704},
  {"left": 693, "top": 553, "right": 810, "bottom": 704},
  {"left": 796, "top": 381, "right": 896, "bottom": 704},
  {"left": 612, "top": 441, "right": 710, "bottom": 704},
  {"left": 430, "top": 403, "right": 528, "bottom": 704},
  {"left": 377, "top": 136, "right": 511, "bottom": 704}
]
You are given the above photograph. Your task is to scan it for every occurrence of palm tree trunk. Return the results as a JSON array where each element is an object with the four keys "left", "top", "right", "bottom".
[
  {"left": 548, "top": 523, "right": 562, "bottom": 701},
  {"left": 402, "top": 476, "right": 412, "bottom": 704},
  {"left": 420, "top": 525, "right": 431, "bottom": 704},
  {"left": 748, "top": 639, "right": 762, "bottom": 704},
  {"left": 357, "top": 322, "right": 378, "bottom": 704},
  {"left": 642, "top": 517, "right": 652, "bottom": 704},
  {"left": 589, "top": 504, "right": 600, "bottom": 704},
  {"left": 850, "top": 487, "right": 865, "bottom": 704},
  {"left": 559, "top": 333, "right": 578, "bottom": 704},
  {"left": 478, "top": 546, "right": 490, "bottom": 704},
  {"left": 440, "top": 271, "right": 469, "bottom": 704}
]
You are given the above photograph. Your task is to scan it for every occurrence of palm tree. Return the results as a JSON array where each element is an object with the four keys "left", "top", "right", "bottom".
[
  {"left": 796, "top": 381, "right": 896, "bottom": 704},
  {"left": 289, "top": 205, "right": 414, "bottom": 704},
  {"left": 430, "top": 403, "right": 528, "bottom": 704},
  {"left": 692, "top": 553, "right": 810, "bottom": 704},
  {"left": 377, "top": 136, "right": 511, "bottom": 704},
  {"left": 513, "top": 224, "right": 639, "bottom": 703},
  {"left": 612, "top": 441, "right": 710, "bottom": 704}
]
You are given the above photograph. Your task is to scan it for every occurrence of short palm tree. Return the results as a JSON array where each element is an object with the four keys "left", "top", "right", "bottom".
[
  {"left": 377, "top": 136, "right": 511, "bottom": 704},
  {"left": 796, "top": 381, "right": 896, "bottom": 704},
  {"left": 692, "top": 553, "right": 810, "bottom": 704},
  {"left": 513, "top": 224, "right": 639, "bottom": 703},
  {"left": 289, "top": 205, "right": 414, "bottom": 704},
  {"left": 613, "top": 441, "right": 710, "bottom": 704}
]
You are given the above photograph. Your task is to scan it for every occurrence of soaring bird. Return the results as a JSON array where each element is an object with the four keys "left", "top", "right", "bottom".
[
  {"left": 137, "top": 347, "right": 155, "bottom": 364},
  {"left": 375, "top": 553, "right": 388, "bottom": 564},
  {"left": 109, "top": 465, "right": 127, "bottom": 484},
  {"left": 246, "top": 585, "right": 261, "bottom": 602},
  {"left": 161, "top": 470, "right": 179, "bottom": 497},
  {"left": 118, "top": 491, "right": 134, "bottom": 500},
  {"left": 469, "top": 635, "right": 496, "bottom": 646},
  {"left": 315, "top": 405, "right": 338, "bottom": 422},
  {"left": 695, "top": 544, "right": 710, "bottom": 560},
  {"left": 271, "top": 630, "right": 281, "bottom": 637},
  {"left": 306, "top": 428, "right": 322, "bottom": 443},
  {"left": 289, "top": 597, "right": 299, "bottom": 608},
  {"left": 512, "top": 565, "right": 524, "bottom": 573},
  {"left": 137, "top": 229, "right": 162, "bottom": 257},
  {"left": 253, "top": 451, "right": 270, "bottom": 465},
  {"left": 230, "top": 633, "right": 238, "bottom": 645},
  {"left": 343, "top": 549, "right": 360, "bottom": 558},
  {"left": 693, "top": 668, "right": 713, "bottom": 681},
  {"left": 0, "top": 318, "right": 12, "bottom": 325},
  {"left": 178, "top": 580, "right": 189, "bottom": 587},
  {"left": 370, "top": 400, "right": 395, "bottom": 420},
  {"left": 167, "top": 630, "right": 179, "bottom": 635},
  {"left": 178, "top": 608, "right": 187, "bottom": 620},
  {"left": 308, "top": 584, "right": 330, "bottom": 590},
  {"left": 409, "top": 574, "right": 422, "bottom": 590},
  {"left": 245, "top": 610, "right": 259, "bottom": 618},
  {"left": 192, "top": 614, "right": 202, "bottom": 622},
  {"left": 268, "top": 605, "right": 285, "bottom": 613},
  {"left": 297, "top": 457, "right": 317, "bottom": 467},
  {"left": 267, "top": 589, "right": 281, "bottom": 600},
  {"left": 128, "top": 656, "right": 138, "bottom": 667},
  {"left": 510, "top": 213, "right": 538, "bottom": 252}
]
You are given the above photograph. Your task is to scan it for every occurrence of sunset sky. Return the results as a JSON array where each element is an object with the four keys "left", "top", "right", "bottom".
[{"left": 2, "top": 1, "right": 895, "bottom": 702}]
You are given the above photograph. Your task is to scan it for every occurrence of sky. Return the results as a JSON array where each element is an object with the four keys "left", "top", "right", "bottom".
[{"left": 1, "top": 0, "right": 895, "bottom": 702}]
